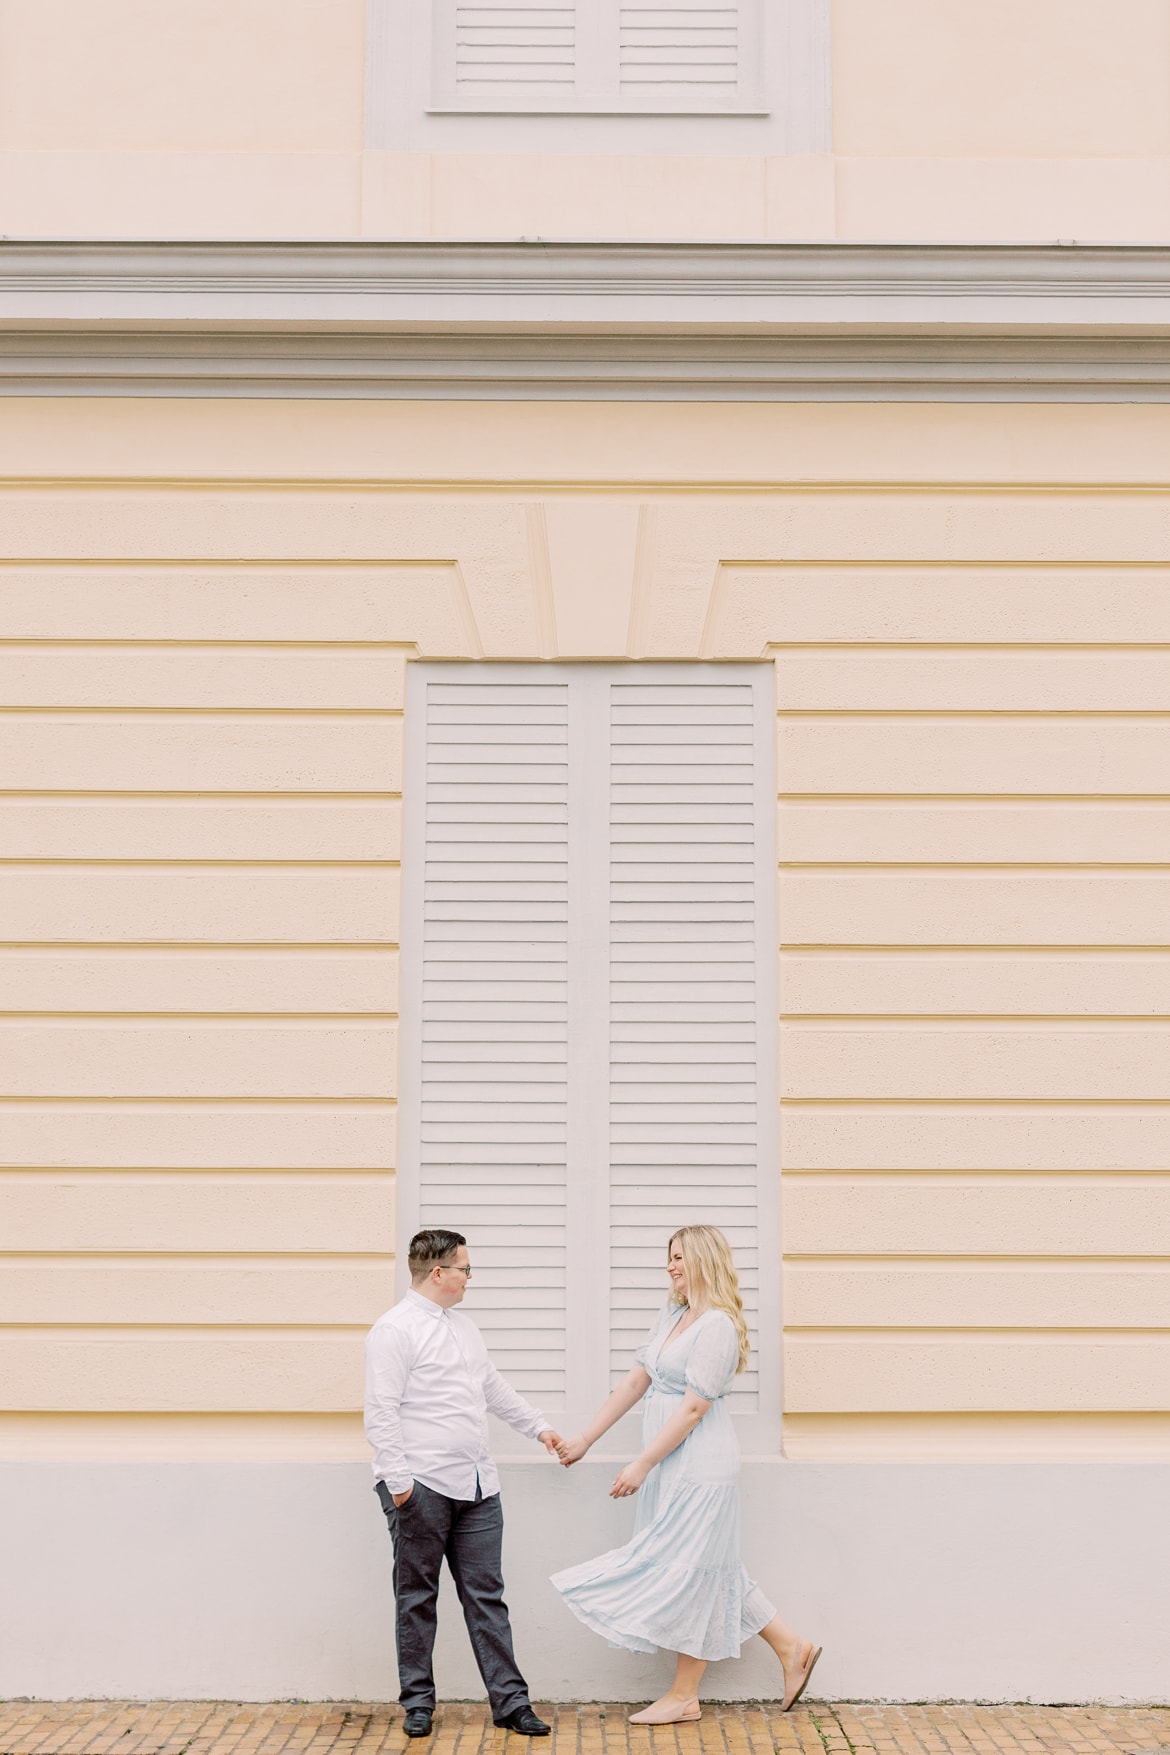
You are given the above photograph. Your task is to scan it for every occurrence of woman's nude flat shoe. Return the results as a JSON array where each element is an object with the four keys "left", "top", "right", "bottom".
[
  {"left": 782, "top": 1644, "right": 823, "bottom": 1712},
  {"left": 628, "top": 1701, "right": 702, "bottom": 1725}
]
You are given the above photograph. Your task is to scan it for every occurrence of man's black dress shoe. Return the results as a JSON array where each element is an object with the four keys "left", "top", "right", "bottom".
[
  {"left": 494, "top": 1707, "right": 551, "bottom": 1736},
  {"left": 403, "top": 1709, "right": 434, "bottom": 1738}
]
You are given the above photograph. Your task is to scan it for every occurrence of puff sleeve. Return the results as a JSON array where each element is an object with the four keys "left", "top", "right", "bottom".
[{"left": 685, "top": 1311, "right": 741, "bottom": 1401}]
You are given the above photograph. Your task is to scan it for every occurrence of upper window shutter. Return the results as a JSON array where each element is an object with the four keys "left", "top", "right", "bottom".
[
  {"left": 430, "top": 0, "right": 762, "bottom": 113},
  {"left": 618, "top": 4, "right": 752, "bottom": 111},
  {"left": 431, "top": 3, "right": 580, "bottom": 112},
  {"left": 401, "top": 664, "right": 778, "bottom": 1442}
]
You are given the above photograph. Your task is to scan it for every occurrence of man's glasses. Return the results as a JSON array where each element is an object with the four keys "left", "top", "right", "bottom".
[{"left": 440, "top": 1263, "right": 473, "bottom": 1277}]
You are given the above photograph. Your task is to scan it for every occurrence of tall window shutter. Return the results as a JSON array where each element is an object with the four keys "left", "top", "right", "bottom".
[
  {"left": 401, "top": 665, "right": 778, "bottom": 1442},
  {"left": 608, "top": 678, "right": 762, "bottom": 1409},
  {"left": 407, "top": 677, "right": 570, "bottom": 1397}
]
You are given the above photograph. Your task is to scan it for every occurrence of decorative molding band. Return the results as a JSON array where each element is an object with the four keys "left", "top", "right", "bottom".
[
  {"left": 7, "top": 329, "right": 1170, "bottom": 400},
  {"left": 4, "top": 241, "right": 1170, "bottom": 399}
]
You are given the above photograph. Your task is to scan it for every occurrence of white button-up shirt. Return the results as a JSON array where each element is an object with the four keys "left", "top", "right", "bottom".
[{"left": 364, "top": 1290, "right": 551, "bottom": 1500}]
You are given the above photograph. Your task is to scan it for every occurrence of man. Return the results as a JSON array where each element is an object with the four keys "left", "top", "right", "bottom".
[{"left": 364, "top": 1227, "right": 563, "bottom": 1738}]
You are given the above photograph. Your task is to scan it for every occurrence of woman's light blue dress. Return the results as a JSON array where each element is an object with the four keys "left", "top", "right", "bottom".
[{"left": 550, "top": 1302, "right": 776, "bottom": 1661}]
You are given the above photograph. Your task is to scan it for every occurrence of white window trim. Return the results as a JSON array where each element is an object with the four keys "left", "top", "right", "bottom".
[
  {"left": 365, "top": 0, "right": 830, "bottom": 152},
  {"left": 398, "top": 661, "right": 781, "bottom": 1451}
]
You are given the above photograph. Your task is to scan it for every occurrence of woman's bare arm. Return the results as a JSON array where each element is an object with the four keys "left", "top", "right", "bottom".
[
  {"left": 558, "top": 1365, "right": 651, "bottom": 1464},
  {"left": 609, "top": 1389, "right": 711, "bottom": 1497}
]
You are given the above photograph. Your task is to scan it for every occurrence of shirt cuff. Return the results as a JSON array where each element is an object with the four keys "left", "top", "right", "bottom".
[{"left": 378, "top": 1470, "right": 415, "bottom": 1493}]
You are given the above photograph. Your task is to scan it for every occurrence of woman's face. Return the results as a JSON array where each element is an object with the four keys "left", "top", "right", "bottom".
[{"left": 667, "top": 1240, "right": 688, "bottom": 1302}]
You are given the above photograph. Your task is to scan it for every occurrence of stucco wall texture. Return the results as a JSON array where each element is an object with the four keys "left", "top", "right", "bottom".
[
  {"left": 0, "top": 0, "right": 1169, "bottom": 240},
  {"left": 2, "top": 396, "right": 1169, "bottom": 1471}
]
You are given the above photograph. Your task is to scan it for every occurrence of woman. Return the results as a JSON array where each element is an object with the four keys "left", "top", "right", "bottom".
[{"left": 550, "top": 1224, "right": 821, "bottom": 1723}]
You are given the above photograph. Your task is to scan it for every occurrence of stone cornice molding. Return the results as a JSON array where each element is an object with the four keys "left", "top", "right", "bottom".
[{"left": 5, "top": 241, "right": 1170, "bottom": 398}]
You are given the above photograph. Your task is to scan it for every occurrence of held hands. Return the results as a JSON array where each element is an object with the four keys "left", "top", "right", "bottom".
[
  {"left": 538, "top": 1427, "right": 648, "bottom": 1491},
  {"left": 540, "top": 1429, "right": 590, "bottom": 1466},
  {"left": 609, "top": 1459, "right": 648, "bottom": 1498}
]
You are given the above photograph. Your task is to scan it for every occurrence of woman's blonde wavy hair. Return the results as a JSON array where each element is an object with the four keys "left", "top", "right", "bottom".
[{"left": 667, "top": 1223, "right": 750, "bottom": 1375}]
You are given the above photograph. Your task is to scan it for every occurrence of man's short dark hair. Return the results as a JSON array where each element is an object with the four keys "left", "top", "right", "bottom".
[{"left": 408, "top": 1228, "right": 467, "bottom": 1281}]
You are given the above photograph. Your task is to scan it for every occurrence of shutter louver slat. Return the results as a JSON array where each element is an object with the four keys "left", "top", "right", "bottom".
[
  {"left": 608, "top": 680, "right": 761, "bottom": 1409},
  {"left": 417, "top": 679, "right": 570, "bottom": 1395}
]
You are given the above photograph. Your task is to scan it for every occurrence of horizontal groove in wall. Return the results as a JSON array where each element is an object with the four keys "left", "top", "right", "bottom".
[
  {"left": 0, "top": 942, "right": 402, "bottom": 951},
  {"left": 0, "top": 634, "right": 1160, "bottom": 650},
  {"left": 780, "top": 1013, "right": 1170, "bottom": 1022},
  {"left": 0, "top": 1011, "right": 397, "bottom": 1020},
  {"left": 0, "top": 1321, "right": 371, "bottom": 1335},
  {"left": 783, "top": 1253, "right": 1170, "bottom": 1265},
  {"left": 778, "top": 794, "right": 1170, "bottom": 803},
  {"left": 0, "top": 1166, "right": 394, "bottom": 1177},
  {"left": 778, "top": 859, "right": 1170, "bottom": 866},
  {"left": 0, "top": 1321, "right": 373, "bottom": 1332},
  {"left": 0, "top": 707, "right": 404, "bottom": 718},
  {"left": 0, "top": 1252, "right": 394, "bottom": 1263},
  {"left": 776, "top": 710, "right": 1170, "bottom": 720},
  {"left": 782, "top": 1168, "right": 1170, "bottom": 1182},
  {"left": 780, "top": 944, "right": 1170, "bottom": 953},
  {"left": 769, "top": 640, "right": 1170, "bottom": 650},
  {"left": 0, "top": 1168, "right": 393, "bottom": 1182},
  {"left": 0, "top": 859, "right": 401, "bottom": 868},
  {"left": 780, "top": 945, "right": 1170, "bottom": 956},
  {"left": 785, "top": 1326, "right": 1170, "bottom": 1341},
  {"left": 780, "top": 1169, "right": 1170, "bottom": 1183},
  {"left": 0, "top": 1094, "right": 398, "bottom": 1106},
  {"left": 779, "top": 1096, "right": 1170, "bottom": 1106},
  {"left": 778, "top": 1017, "right": 1170, "bottom": 1028},
  {"left": 0, "top": 638, "right": 418, "bottom": 648},
  {"left": 0, "top": 1010, "right": 398, "bottom": 1024},
  {"left": 0, "top": 791, "right": 403, "bottom": 800},
  {"left": 6, "top": 477, "right": 1170, "bottom": 494}
]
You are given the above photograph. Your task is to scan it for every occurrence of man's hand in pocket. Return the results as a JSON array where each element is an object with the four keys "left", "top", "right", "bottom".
[{"left": 392, "top": 1485, "right": 414, "bottom": 1508}]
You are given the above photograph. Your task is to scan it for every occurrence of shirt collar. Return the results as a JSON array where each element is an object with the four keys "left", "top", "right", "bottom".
[{"left": 406, "top": 1288, "right": 449, "bottom": 1320}]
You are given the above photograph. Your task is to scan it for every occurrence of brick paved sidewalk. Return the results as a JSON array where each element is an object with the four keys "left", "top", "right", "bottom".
[{"left": 2, "top": 1701, "right": 1169, "bottom": 1755}]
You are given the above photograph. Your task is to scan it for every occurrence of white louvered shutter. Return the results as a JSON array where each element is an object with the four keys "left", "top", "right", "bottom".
[
  {"left": 401, "top": 665, "right": 778, "bottom": 1441},
  {"left": 619, "top": 4, "right": 742, "bottom": 108},
  {"left": 608, "top": 677, "right": 762, "bottom": 1409},
  {"left": 430, "top": 0, "right": 761, "bottom": 113},
  {"left": 431, "top": 3, "right": 579, "bottom": 111},
  {"left": 408, "top": 676, "right": 570, "bottom": 1398}
]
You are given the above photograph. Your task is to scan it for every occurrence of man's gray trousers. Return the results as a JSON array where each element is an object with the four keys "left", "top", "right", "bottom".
[{"left": 376, "top": 1478, "right": 532, "bottom": 1719}]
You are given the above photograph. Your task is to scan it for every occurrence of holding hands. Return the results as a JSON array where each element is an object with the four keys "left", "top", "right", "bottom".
[{"left": 545, "top": 1431, "right": 648, "bottom": 1497}]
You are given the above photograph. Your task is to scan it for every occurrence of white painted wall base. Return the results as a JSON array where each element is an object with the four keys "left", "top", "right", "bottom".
[{"left": 2, "top": 1458, "right": 1168, "bottom": 1704}]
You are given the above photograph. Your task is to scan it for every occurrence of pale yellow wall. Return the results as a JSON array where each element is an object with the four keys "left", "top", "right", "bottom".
[
  {"left": 2, "top": 396, "right": 1169, "bottom": 1464},
  {"left": 0, "top": 0, "right": 1167, "bottom": 239}
]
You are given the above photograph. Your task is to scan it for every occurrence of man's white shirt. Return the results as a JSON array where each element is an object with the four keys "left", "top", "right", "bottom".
[{"left": 364, "top": 1289, "right": 550, "bottom": 1499}]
